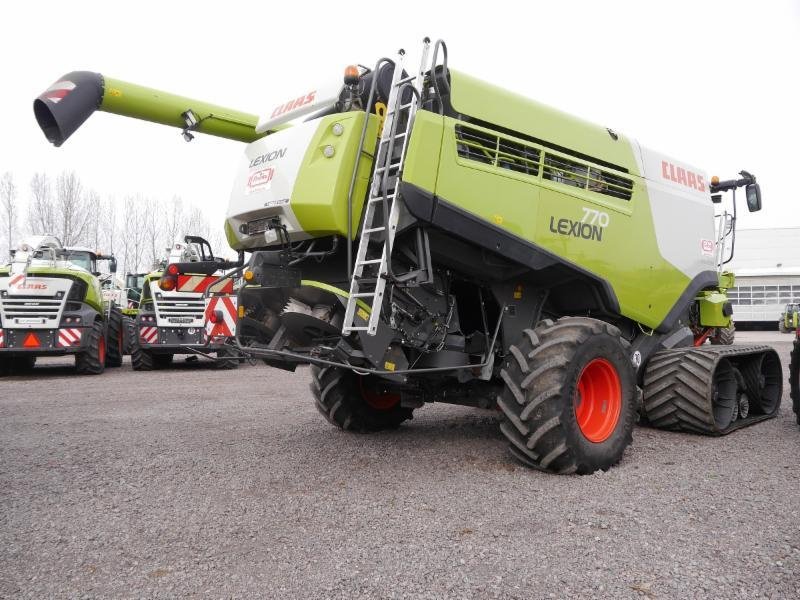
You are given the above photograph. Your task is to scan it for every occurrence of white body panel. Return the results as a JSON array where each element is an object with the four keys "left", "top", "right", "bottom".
[
  {"left": 255, "top": 80, "right": 343, "bottom": 133},
  {"left": 633, "top": 141, "right": 717, "bottom": 279},
  {"left": 0, "top": 275, "right": 71, "bottom": 329},
  {"left": 150, "top": 281, "right": 207, "bottom": 328},
  {"left": 226, "top": 120, "right": 320, "bottom": 248}
]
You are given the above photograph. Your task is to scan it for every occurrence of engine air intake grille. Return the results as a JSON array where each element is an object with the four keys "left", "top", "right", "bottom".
[
  {"left": 455, "top": 124, "right": 634, "bottom": 201},
  {"left": 456, "top": 125, "right": 540, "bottom": 177},
  {"left": 543, "top": 154, "right": 633, "bottom": 201}
]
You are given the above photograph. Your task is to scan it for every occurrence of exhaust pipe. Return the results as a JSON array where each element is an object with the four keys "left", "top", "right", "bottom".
[{"left": 34, "top": 71, "right": 263, "bottom": 146}]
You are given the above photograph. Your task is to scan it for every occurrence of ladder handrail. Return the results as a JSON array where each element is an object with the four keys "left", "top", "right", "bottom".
[{"left": 345, "top": 57, "right": 395, "bottom": 281}]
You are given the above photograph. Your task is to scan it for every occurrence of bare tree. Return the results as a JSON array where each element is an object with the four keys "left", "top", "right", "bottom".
[
  {"left": 0, "top": 172, "right": 18, "bottom": 256},
  {"left": 142, "top": 197, "right": 164, "bottom": 269},
  {"left": 163, "top": 195, "right": 184, "bottom": 249},
  {"left": 100, "top": 196, "right": 117, "bottom": 255},
  {"left": 119, "top": 195, "right": 148, "bottom": 274},
  {"left": 55, "top": 172, "right": 91, "bottom": 246},
  {"left": 85, "top": 189, "right": 102, "bottom": 250},
  {"left": 28, "top": 172, "right": 56, "bottom": 236}
]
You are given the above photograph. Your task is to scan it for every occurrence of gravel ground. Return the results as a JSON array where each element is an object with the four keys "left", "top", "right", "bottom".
[{"left": 1, "top": 333, "right": 799, "bottom": 599}]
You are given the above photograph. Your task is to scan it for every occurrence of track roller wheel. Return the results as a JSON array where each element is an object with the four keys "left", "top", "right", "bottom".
[
  {"left": 75, "top": 320, "right": 106, "bottom": 375},
  {"left": 498, "top": 317, "right": 637, "bottom": 475},
  {"left": 310, "top": 365, "right": 414, "bottom": 432},
  {"left": 740, "top": 352, "right": 782, "bottom": 415}
]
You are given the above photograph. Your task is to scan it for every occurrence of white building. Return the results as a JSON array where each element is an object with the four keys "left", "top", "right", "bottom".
[{"left": 724, "top": 227, "right": 800, "bottom": 323}]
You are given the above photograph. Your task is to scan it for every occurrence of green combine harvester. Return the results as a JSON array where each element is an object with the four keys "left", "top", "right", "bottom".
[
  {"left": 779, "top": 303, "right": 799, "bottom": 333},
  {"left": 0, "top": 236, "right": 125, "bottom": 374},
  {"left": 34, "top": 38, "right": 783, "bottom": 473}
]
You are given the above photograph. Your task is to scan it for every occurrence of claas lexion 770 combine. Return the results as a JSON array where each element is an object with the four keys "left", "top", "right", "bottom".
[{"left": 34, "top": 38, "right": 783, "bottom": 473}]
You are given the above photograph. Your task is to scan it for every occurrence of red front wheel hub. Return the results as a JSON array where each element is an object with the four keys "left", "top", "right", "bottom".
[
  {"left": 358, "top": 377, "right": 401, "bottom": 411},
  {"left": 574, "top": 358, "right": 622, "bottom": 443}
]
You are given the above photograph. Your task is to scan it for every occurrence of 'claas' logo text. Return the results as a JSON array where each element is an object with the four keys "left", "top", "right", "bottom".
[
  {"left": 270, "top": 91, "right": 317, "bottom": 119},
  {"left": 661, "top": 160, "right": 706, "bottom": 192}
]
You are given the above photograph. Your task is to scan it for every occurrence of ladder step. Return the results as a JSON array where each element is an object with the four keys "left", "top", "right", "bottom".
[
  {"left": 375, "top": 162, "right": 401, "bottom": 173},
  {"left": 351, "top": 292, "right": 376, "bottom": 298},
  {"left": 397, "top": 75, "right": 415, "bottom": 85},
  {"left": 379, "top": 132, "right": 407, "bottom": 143},
  {"left": 363, "top": 226, "right": 386, "bottom": 234},
  {"left": 368, "top": 193, "right": 395, "bottom": 204},
  {"left": 357, "top": 259, "right": 383, "bottom": 266},
  {"left": 345, "top": 326, "right": 370, "bottom": 331}
]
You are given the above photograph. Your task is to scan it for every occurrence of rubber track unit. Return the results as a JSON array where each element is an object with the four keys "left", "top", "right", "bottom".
[
  {"left": 790, "top": 336, "right": 799, "bottom": 425},
  {"left": 310, "top": 365, "right": 413, "bottom": 432},
  {"left": 643, "top": 344, "right": 782, "bottom": 435}
]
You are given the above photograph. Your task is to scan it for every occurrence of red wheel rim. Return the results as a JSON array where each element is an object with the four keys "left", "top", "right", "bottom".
[
  {"left": 358, "top": 377, "right": 400, "bottom": 411},
  {"left": 98, "top": 335, "right": 106, "bottom": 365},
  {"left": 574, "top": 358, "right": 622, "bottom": 443}
]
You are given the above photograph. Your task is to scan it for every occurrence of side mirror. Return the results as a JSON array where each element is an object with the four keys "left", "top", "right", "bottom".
[
  {"left": 745, "top": 183, "right": 762, "bottom": 212},
  {"left": 109, "top": 257, "right": 118, "bottom": 273}
]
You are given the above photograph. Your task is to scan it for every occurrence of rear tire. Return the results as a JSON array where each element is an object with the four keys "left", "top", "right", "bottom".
[
  {"left": 779, "top": 319, "right": 788, "bottom": 333},
  {"left": 106, "top": 308, "right": 124, "bottom": 367},
  {"left": 75, "top": 321, "right": 106, "bottom": 375},
  {"left": 214, "top": 346, "right": 239, "bottom": 369},
  {"left": 122, "top": 316, "right": 135, "bottom": 354},
  {"left": 498, "top": 317, "right": 637, "bottom": 475},
  {"left": 129, "top": 321, "right": 153, "bottom": 371},
  {"left": 710, "top": 322, "right": 735, "bottom": 345},
  {"left": 310, "top": 366, "right": 414, "bottom": 432},
  {"left": 790, "top": 337, "right": 799, "bottom": 426}
]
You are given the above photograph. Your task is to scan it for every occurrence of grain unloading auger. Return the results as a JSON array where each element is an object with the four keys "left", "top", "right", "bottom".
[{"left": 34, "top": 38, "right": 782, "bottom": 474}]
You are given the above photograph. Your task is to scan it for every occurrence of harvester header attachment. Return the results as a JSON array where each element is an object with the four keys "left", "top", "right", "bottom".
[{"left": 34, "top": 72, "right": 262, "bottom": 146}]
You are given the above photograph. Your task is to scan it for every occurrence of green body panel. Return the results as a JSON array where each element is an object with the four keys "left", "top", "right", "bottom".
[
  {"left": 224, "top": 220, "right": 239, "bottom": 250},
  {"left": 402, "top": 110, "right": 444, "bottom": 192},
  {"left": 291, "top": 112, "right": 378, "bottom": 239},
  {"left": 410, "top": 113, "right": 691, "bottom": 329},
  {"left": 101, "top": 77, "right": 263, "bottom": 143},
  {"left": 447, "top": 70, "right": 640, "bottom": 174},
  {"left": 786, "top": 311, "right": 799, "bottom": 329},
  {"left": 718, "top": 271, "right": 735, "bottom": 291},
  {"left": 0, "top": 266, "right": 102, "bottom": 313},
  {"left": 138, "top": 271, "right": 163, "bottom": 308},
  {"left": 697, "top": 291, "right": 732, "bottom": 327}
]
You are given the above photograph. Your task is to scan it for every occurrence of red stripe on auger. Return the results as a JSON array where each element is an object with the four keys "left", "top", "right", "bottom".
[{"left": 46, "top": 89, "right": 70, "bottom": 100}]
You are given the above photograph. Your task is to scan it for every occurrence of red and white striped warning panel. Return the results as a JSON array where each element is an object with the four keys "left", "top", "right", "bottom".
[
  {"left": 0, "top": 330, "right": 4, "bottom": 348},
  {"left": 204, "top": 296, "right": 238, "bottom": 339},
  {"left": 57, "top": 328, "right": 82, "bottom": 348},
  {"left": 140, "top": 326, "right": 158, "bottom": 344},
  {"left": 177, "top": 275, "right": 234, "bottom": 294}
]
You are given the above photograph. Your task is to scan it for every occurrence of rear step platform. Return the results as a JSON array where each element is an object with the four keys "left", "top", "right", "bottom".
[{"left": 642, "top": 344, "right": 782, "bottom": 435}]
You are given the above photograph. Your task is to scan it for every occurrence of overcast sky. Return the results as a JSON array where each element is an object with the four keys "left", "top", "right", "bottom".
[{"left": 2, "top": 0, "right": 798, "bottom": 236}]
